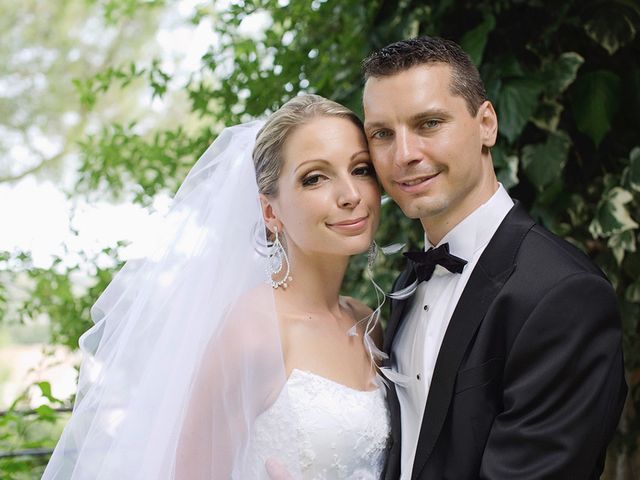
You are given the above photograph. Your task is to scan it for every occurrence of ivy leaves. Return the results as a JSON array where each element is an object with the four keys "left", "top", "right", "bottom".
[
  {"left": 629, "top": 147, "right": 640, "bottom": 192},
  {"left": 583, "top": 0, "right": 639, "bottom": 55},
  {"left": 459, "top": 14, "right": 496, "bottom": 66},
  {"left": 486, "top": 51, "right": 581, "bottom": 199},
  {"left": 570, "top": 71, "right": 621, "bottom": 147},
  {"left": 590, "top": 187, "right": 638, "bottom": 238},
  {"left": 496, "top": 77, "right": 543, "bottom": 144},
  {"left": 588, "top": 148, "right": 640, "bottom": 266},
  {"left": 521, "top": 131, "right": 571, "bottom": 191}
]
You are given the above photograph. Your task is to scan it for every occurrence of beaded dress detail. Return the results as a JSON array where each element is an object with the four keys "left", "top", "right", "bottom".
[{"left": 245, "top": 369, "right": 391, "bottom": 479}]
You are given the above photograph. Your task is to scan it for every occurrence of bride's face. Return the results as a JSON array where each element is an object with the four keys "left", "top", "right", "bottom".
[{"left": 267, "top": 115, "right": 380, "bottom": 258}]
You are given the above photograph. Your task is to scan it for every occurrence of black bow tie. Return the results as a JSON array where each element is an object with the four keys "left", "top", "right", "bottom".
[{"left": 403, "top": 243, "right": 468, "bottom": 283}]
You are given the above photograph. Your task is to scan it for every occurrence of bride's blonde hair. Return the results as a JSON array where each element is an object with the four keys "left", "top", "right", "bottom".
[{"left": 253, "top": 94, "right": 365, "bottom": 197}]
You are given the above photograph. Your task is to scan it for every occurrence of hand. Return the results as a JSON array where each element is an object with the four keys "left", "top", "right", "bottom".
[{"left": 265, "top": 458, "right": 293, "bottom": 480}]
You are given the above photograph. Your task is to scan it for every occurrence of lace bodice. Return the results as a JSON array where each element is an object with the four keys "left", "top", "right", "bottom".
[{"left": 245, "top": 369, "right": 391, "bottom": 479}]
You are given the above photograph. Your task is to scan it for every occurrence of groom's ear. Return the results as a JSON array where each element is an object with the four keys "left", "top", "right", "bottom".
[
  {"left": 477, "top": 100, "right": 498, "bottom": 149},
  {"left": 259, "top": 194, "right": 282, "bottom": 234}
]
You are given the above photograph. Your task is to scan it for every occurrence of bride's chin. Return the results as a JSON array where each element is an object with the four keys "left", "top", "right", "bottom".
[{"left": 339, "top": 238, "right": 376, "bottom": 256}]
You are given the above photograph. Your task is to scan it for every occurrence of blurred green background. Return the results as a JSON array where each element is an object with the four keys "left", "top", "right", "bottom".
[{"left": 1, "top": 0, "right": 639, "bottom": 478}]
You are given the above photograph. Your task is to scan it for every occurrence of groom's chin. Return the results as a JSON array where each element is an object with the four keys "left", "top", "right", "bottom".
[{"left": 395, "top": 198, "right": 446, "bottom": 222}]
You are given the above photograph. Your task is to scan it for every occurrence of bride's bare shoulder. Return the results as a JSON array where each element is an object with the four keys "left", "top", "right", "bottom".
[
  {"left": 219, "top": 283, "right": 278, "bottom": 343},
  {"left": 230, "top": 283, "right": 274, "bottom": 314}
]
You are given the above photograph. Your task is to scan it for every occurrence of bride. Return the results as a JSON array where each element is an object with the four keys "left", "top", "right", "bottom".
[{"left": 43, "top": 95, "right": 391, "bottom": 479}]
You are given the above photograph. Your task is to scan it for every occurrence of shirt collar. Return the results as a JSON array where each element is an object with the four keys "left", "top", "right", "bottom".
[{"left": 425, "top": 184, "right": 514, "bottom": 262}]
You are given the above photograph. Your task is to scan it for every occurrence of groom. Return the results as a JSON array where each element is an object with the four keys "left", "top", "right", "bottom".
[{"left": 362, "top": 37, "right": 627, "bottom": 479}]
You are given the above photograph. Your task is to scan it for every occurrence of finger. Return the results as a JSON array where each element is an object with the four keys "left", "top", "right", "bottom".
[{"left": 264, "top": 458, "right": 293, "bottom": 480}]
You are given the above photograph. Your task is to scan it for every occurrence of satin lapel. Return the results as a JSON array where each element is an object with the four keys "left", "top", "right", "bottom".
[
  {"left": 382, "top": 264, "right": 417, "bottom": 480},
  {"left": 383, "top": 264, "right": 417, "bottom": 356},
  {"left": 411, "top": 202, "right": 534, "bottom": 480}
]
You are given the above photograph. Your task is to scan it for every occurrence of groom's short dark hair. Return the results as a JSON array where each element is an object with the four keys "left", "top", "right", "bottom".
[{"left": 362, "top": 36, "right": 487, "bottom": 116}]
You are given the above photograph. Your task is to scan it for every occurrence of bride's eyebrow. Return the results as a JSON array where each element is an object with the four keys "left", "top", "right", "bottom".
[
  {"left": 350, "top": 149, "right": 369, "bottom": 160},
  {"left": 293, "top": 159, "right": 330, "bottom": 173}
]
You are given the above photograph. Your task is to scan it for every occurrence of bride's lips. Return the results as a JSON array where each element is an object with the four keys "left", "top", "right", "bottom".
[
  {"left": 395, "top": 172, "right": 440, "bottom": 194},
  {"left": 326, "top": 216, "right": 369, "bottom": 234}
]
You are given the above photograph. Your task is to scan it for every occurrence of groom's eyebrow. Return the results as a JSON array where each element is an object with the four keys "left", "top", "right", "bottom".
[
  {"left": 411, "top": 109, "right": 451, "bottom": 121},
  {"left": 364, "top": 109, "right": 452, "bottom": 130},
  {"left": 363, "top": 121, "right": 387, "bottom": 131}
]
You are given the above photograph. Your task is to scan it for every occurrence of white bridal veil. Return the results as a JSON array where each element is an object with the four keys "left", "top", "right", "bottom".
[{"left": 42, "top": 121, "right": 302, "bottom": 479}]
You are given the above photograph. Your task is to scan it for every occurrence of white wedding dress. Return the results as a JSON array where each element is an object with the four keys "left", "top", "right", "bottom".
[{"left": 245, "top": 369, "right": 391, "bottom": 479}]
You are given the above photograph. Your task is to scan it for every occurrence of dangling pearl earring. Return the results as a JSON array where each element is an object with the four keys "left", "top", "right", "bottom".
[{"left": 267, "top": 226, "right": 292, "bottom": 289}]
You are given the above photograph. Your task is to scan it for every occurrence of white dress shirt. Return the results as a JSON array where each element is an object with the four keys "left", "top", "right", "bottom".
[{"left": 392, "top": 185, "right": 514, "bottom": 479}]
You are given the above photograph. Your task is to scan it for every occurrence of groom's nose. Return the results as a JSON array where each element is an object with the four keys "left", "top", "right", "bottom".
[{"left": 393, "top": 129, "right": 422, "bottom": 168}]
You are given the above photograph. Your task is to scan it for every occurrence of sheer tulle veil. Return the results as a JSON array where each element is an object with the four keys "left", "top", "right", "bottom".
[{"left": 42, "top": 121, "right": 303, "bottom": 479}]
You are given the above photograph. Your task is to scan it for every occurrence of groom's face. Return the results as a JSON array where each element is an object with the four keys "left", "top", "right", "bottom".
[{"left": 363, "top": 63, "right": 497, "bottom": 228}]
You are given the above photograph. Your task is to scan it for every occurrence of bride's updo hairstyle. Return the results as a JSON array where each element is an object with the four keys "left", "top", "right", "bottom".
[{"left": 253, "top": 94, "right": 365, "bottom": 197}]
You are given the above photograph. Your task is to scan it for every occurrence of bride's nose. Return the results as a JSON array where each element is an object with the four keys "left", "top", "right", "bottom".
[{"left": 337, "top": 178, "right": 362, "bottom": 208}]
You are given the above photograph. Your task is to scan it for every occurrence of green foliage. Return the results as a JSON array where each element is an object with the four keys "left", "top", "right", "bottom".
[
  {"left": 583, "top": 0, "right": 639, "bottom": 55},
  {"left": 1, "top": 245, "right": 123, "bottom": 350},
  {"left": 571, "top": 71, "right": 621, "bottom": 146},
  {"left": 87, "top": 0, "right": 166, "bottom": 24},
  {"left": 590, "top": 187, "right": 638, "bottom": 239},
  {"left": 73, "top": 59, "right": 171, "bottom": 111},
  {"left": 0, "top": 383, "right": 69, "bottom": 479},
  {"left": 459, "top": 14, "right": 496, "bottom": 66},
  {"left": 521, "top": 131, "right": 570, "bottom": 191},
  {"left": 496, "top": 77, "right": 544, "bottom": 143},
  {"left": 77, "top": 124, "right": 213, "bottom": 203}
]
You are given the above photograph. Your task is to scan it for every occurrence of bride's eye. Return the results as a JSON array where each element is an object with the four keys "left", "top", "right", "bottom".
[
  {"left": 301, "top": 173, "right": 325, "bottom": 187},
  {"left": 352, "top": 164, "right": 374, "bottom": 177}
]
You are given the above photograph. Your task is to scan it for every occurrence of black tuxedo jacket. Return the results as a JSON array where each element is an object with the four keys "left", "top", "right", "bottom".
[{"left": 383, "top": 202, "right": 627, "bottom": 480}]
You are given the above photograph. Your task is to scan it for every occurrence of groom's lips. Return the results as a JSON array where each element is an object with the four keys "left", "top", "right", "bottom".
[{"left": 395, "top": 172, "right": 440, "bottom": 193}]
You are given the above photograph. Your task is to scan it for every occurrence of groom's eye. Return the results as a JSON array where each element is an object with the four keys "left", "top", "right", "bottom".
[
  {"left": 422, "top": 119, "right": 441, "bottom": 129},
  {"left": 371, "top": 129, "right": 392, "bottom": 140}
]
